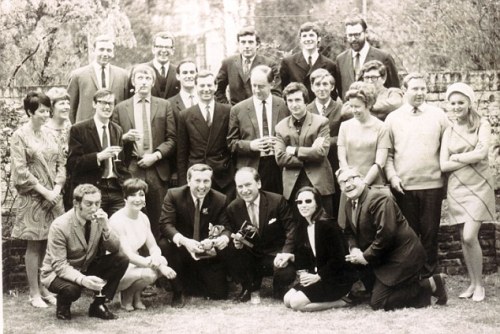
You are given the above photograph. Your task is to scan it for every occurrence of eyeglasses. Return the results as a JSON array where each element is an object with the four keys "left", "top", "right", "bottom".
[
  {"left": 96, "top": 100, "right": 114, "bottom": 107},
  {"left": 155, "top": 45, "right": 174, "bottom": 50},
  {"left": 346, "top": 33, "right": 363, "bottom": 39},
  {"left": 181, "top": 70, "right": 197, "bottom": 75},
  {"left": 295, "top": 199, "right": 313, "bottom": 205},
  {"left": 363, "top": 75, "right": 381, "bottom": 81},
  {"left": 338, "top": 175, "right": 360, "bottom": 186}
]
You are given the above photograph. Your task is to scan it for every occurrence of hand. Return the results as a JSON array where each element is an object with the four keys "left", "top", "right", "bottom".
[
  {"left": 123, "top": 129, "right": 142, "bottom": 142},
  {"left": 82, "top": 275, "right": 106, "bottom": 291},
  {"left": 231, "top": 233, "right": 244, "bottom": 249},
  {"left": 249, "top": 137, "right": 271, "bottom": 152},
  {"left": 299, "top": 273, "right": 321, "bottom": 287},
  {"left": 97, "top": 146, "right": 122, "bottom": 161},
  {"left": 345, "top": 248, "right": 368, "bottom": 265},
  {"left": 149, "top": 254, "right": 163, "bottom": 269},
  {"left": 158, "top": 265, "right": 177, "bottom": 279},
  {"left": 312, "top": 136, "right": 325, "bottom": 148},
  {"left": 91, "top": 209, "right": 109, "bottom": 230},
  {"left": 274, "top": 253, "right": 293, "bottom": 268},
  {"left": 43, "top": 189, "right": 61, "bottom": 206},
  {"left": 266, "top": 136, "right": 278, "bottom": 150},
  {"left": 389, "top": 176, "right": 405, "bottom": 194},
  {"left": 138, "top": 153, "right": 158, "bottom": 168},
  {"left": 181, "top": 238, "right": 204, "bottom": 254},
  {"left": 285, "top": 146, "right": 296, "bottom": 155},
  {"left": 212, "top": 236, "right": 229, "bottom": 250}
]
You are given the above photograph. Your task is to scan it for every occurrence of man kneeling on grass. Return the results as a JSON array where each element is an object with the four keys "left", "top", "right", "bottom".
[
  {"left": 337, "top": 168, "right": 448, "bottom": 311},
  {"left": 41, "top": 184, "right": 128, "bottom": 320}
]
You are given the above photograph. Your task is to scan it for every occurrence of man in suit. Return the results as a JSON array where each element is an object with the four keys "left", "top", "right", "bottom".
[
  {"left": 40, "top": 184, "right": 128, "bottom": 320},
  {"left": 226, "top": 167, "right": 297, "bottom": 304},
  {"left": 215, "top": 27, "right": 281, "bottom": 105},
  {"left": 177, "top": 70, "right": 235, "bottom": 199},
  {"left": 227, "top": 65, "right": 289, "bottom": 194},
  {"left": 306, "top": 68, "right": 349, "bottom": 215},
  {"left": 132, "top": 31, "right": 180, "bottom": 100},
  {"left": 67, "top": 89, "right": 130, "bottom": 217},
  {"left": 113, "top": 64, "right": 176, "bottom": 239},
  {"left": 68, "top": 35, "right": 129, "bottom": 123},
  {"left": 275, "top": 82, "right": 335, "bottom": 216},
  {"left": 280, "top": 22, "right": 339, "bottom": 102},
  {"left": 336, "top": 168, "right": 448, "bottom": 311},
  {"left": 158, "top": 164, "right": 231, "bottom": 307},
  {"left": 336, "top": 16, "right": 400, "bottom": 100}
]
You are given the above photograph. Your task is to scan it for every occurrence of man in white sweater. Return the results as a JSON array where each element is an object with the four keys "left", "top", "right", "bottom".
[{"left": 384, "top": 72, "right": 449, "bottom": 278}]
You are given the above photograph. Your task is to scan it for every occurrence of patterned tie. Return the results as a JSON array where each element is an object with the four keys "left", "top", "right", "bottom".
[
  {"left": 142, "top": 98, "right": 151, "bottom": 151},
  {"left": 354, "top": 53, "right": 361, "bottom": 79},
  {"left": 243, "top": 58, "right": 251, "bottom": 75},
  {"left": 205, "top": 105, "right": 212, "bottom": 127},
  {"left": 101, "top": 66, "right": 106, "bottom": 88},
  {"left": 249, "top": 202, "right": 258, "bottom": 228},
  {"left": 322, "top": 104, "right": 327, "bottom": 116},
  {"left": 101, "top": 125, "right": 111, "bottom": 178},
  {"left": 193, "top": 199, "right": 201, "bottom": 241}
]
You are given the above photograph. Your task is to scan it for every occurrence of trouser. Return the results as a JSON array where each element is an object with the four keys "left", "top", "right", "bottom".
[
  {"left": 95, "top": 178, "right": 124, "bottom": 218},
  {"left": 258, "top": 156, "right": 283, "bottom": 195},
  {"left": 370, "top": 274, "right": 432, "bottom": 311}
]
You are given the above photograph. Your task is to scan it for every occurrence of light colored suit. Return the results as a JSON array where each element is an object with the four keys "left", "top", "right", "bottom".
[
  {"left": 67, "top": 64, "right": 130, "bottom": 123},
  {"left": 275, "top": 112, "right": 334, "bottom": 199},
  {"left": 40, "top": 209, "right": 120, "bottom": 287}
]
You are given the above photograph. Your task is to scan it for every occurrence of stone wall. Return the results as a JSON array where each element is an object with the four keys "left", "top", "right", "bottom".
[{"left": 1, "top": 71, "right": 499, "bottom": 291}]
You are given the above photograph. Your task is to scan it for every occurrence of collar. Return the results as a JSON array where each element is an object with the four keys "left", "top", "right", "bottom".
[
  {"left": 403, "top": 103, "right": 426, "bottom": 114},
  {"left": 153, "top": 59, "right": 169, "bottom": 72},
  {"left": 180, "top": 89, "right": 196, "bottom": 101},
  {"left": 74, "top": 210, "right": 87, "bottom": 227},
  {"left": 199, "top": 99, "right": 215, "bottom": 111},
  {"left": 252, "top": 94, "right": 273, "bottom": 108},
  {"left": 134, "top": 94, "right": 151, "bottom": 104},
  {"left": 241, "top": 55, "right": 256, "bottom": 64},
  {"left": 92, "top": 62, "right": 109, "bottom": 71},
  {"left": 302, "top": 49, "right": 319, "bottom": 63},
  {"left": 314, "top": 98, "right": 331, "bottom": 113},
  {"left": 190, "top": 192, "right": 207, "bottom": 206},
  {"left": 351, "top": 42, "right": 370, "bottom": 59},
  {"left": 245, "top": 194, "right": 260, "bottom": 209},
  {"left": 93, "top": 115, "right": 109, "bottom": 129},
  {"left": 292, "top": 113, "right": 307, "bottom": 125}
]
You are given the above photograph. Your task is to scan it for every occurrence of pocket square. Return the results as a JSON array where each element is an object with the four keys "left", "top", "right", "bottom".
[{"left": 268, "top": 218, "right": 277, "bottom": 225}]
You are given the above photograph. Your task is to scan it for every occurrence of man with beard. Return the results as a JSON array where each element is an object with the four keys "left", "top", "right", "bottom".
[{"left": 335, "top": 17, "right": 399, "bottom": 100}]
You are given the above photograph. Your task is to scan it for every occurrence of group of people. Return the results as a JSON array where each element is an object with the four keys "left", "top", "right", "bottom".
[{"left": 9, "top": 15, "right": 496, "bottom": 322}]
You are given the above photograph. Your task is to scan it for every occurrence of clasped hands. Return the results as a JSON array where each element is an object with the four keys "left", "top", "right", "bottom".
[
  {"left": 182, "top": 235, "right": 229, "bottom": 254},
  {"left": 274, "top": 253, "right": 294, "bottom": 268},
  {"left": 345, "top": 247, "right": 368, "bottom": 265},
  {"left": 250, "top": 136, "right": 277, "bottom": 153}
]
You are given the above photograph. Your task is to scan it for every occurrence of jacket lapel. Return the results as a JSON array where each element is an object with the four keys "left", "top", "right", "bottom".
[
  {"left": 298, "top": 112, "right": 313, "bottom": 146},
  {"left": 191, "top": 105, "right": 210, "bottom": 138},
  {"left": 206, "top": 103, "right": 223, "bottom": 149},
  {"left": 294, "top": 53, "right": 309, "bottom": 73},
  {"left": 108, "top": 65, "right": 115, "bottom": 89},
  {"left": 88, "top": 65, "right": 99, "bottom": 90},
  {"left": 247, "top": 101, "right": 260, "bottom": 137},
  {"left": 235, "top": 56, "right": 247, "bottom": 83},
  {"left": 258, "top": 192, "right": 268, "bottom": 234},
  {"left": 71, "top": 212, "right": 87, "bottom": 248},
  {"left": 88, "top": 120, "right": 102, "bottom": 150},
  {"left": 126, "top": 99, "right": 136, "bottom": 127},
  {"left": 150, "top": 96, "right": 159, "bottom": 121}
]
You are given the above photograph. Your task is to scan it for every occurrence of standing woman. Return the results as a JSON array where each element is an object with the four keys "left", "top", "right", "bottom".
[
  {"left": 284, "top": 187, "right": 356, "bottom": 311},
  {"left": 440, "top": 83, "right": 495, "bottom": 302},
  {"left": 10, "top": 92, "right": 66, "bottom": 307}
]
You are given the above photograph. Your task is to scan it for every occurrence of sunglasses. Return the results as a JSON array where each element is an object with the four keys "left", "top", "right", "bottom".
[{"left": 295, "top": 199, "right": 313, "bottom": 205}]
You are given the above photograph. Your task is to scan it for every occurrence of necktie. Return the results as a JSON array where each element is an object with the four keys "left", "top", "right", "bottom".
[
  {"left": 101, "top": 66, "right": 106, "bottom": 88},
  {"left": 85, "top": 220, "right": 91, "bottom": 244},
  {"left": 193, "top": 199, "right": 201, "bottom": 241},
  {"left": 205, "top": 105, "right": 212, "bottom": 127},
  {"left": 249, "top": 202, "right": 258, "bottom": 228},
  {"left": 322, "top": 104, "right": 326, "bottom": 116},
  {"left": 352, "top": 200, "right": 358, "bottom": 228},
  {"left": 161, "top": 65, "right": 166, "bottom": 78},
  {"left": 413, "top": 107, "right": 419, "bottom": 114},
  {"left": 101, "top": 125, "right": 111, "bottom": 178},
  {"left": 308, "top": 55, "right": 313, "bottom": 68},
  {"left": 262, "top": 100, "right": 269, "bottom": 137},
  {"left": 354, "top": 53, "right": 361, "bottom": 79},
  {"left": 142, "top": 98, "right": 151, "bottom": 151},
  {"left": 189, "top": 95, "right": 195, "bottom": 108},
  {"left": 243, "top": 58, "right": 251, "bottom": 75}
]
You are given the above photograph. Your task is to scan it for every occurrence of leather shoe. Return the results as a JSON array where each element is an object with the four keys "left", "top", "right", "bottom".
[
  {"left": 432, "top": 273, "right": 448, "bottom": 305},
  {"left": 89, "top": 302, "right": 118, "bottom": 320},
  {"left": 234, "top": 289, "right": 251, "bottom": 303},
  {"left": 171, "top": 292, "right": 185, "bottom": 308},
  {"left": 56, "top": 303, "right": 72, "bottom": 320}
]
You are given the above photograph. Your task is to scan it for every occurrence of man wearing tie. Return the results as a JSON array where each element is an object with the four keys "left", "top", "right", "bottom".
[
  {"left": 335, "top": 16, "right": 400, "bottom": 100},
  {"left": 215, "top": 27, "right": 281, "bottom": 105},
  {"left": 67, "top": 89, "right": 130, "bottom": 217},
  {"left": 113, "top": 64, "right": 176, "bottom": 239},
  {"left": 67, "top": 35, "right": 129, "bottom": 123},
  {"left": 280, "top": 22, "right": 339, "bottom": 102},
  {"left": 225, "top": 167, "right": 297, "bottom": 304},
  {"left": 227, "top": 65, "right": 289, "bottom": 194},
  {"left": 167, "top": 59, "right": 199, "bottom": 121},
  {"left": 158, "top": 164, "right": 231, "bottom": 307}
]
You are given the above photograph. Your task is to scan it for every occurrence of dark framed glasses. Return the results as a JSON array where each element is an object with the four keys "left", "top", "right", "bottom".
[{"left": 295, "top": 199, "right": 313, "bottom": 205}]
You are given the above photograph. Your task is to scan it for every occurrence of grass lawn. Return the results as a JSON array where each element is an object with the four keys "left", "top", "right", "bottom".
[{"left": 3, "top": 273, "right": 500, "bottom": 334}]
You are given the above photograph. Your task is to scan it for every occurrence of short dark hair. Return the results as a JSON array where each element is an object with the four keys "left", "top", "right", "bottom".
[
  {"left": 23, "top": 91, "right": 51, "bottom": 117},
  {"left": 92, "top": 89, "right": 115, "bottom": 103},
  {"left": 73, "top": 184, "right": 101, "bottom": 203},
  {"left": 187, "top": 163, "right": 213, "bottom": 181},
  {"left": 122, "top": 178, "right": 148, "bottom": 198},
  {"left": 345, "top": 16, "right": 368, "bottom": 31},
  {"left": 152, "top": 31, "right": 175, "bottom": 47},
  {"left": 237, "top": 26, "right": 260, "bottom": 44},
  {"left": 176, "top": 58, "right": 198, "bottom": 74},
  {"left": 250, "top": 65, "right": 274, "bottom": 84},
  {"left": 298, "top": 22, "right": 321, "bottom": 37},
  {"left": 360, "top": 60, "right": 387, "bottom": 79},
  {"left": 235, "top": 167, "right": 261, "bottom": 183},
  {"left": 283, "top": 82, "right": 309, "bottom": 104},
  {"left": 345, "top": 82, "right": 377, "bottom": 110},
  {"left": 195, "top": 70, "right": 216, "bottom": 85},
  {"left": 295, "top": 186, "right": 328, "bottom": 221}
]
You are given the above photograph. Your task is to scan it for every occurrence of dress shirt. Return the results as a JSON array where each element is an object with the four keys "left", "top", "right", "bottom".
[
  {"left": 302, "top": 50, "right": 319, "bottom": 67},
  {"left": 199, "top": 100, "right": 215, "bottom": 123},
  {"left": 153, "top": 59, "right": 170, "bottom": 76},
  {"left": 172, "top": 193, "right": 206, "bottom": 247},
  {"left": 92, "top": 62, "right": 109, "bottom": 89},
  {"left": 351, "top": 42, "right": 370, "bottom": 70},
  {"left": 93, "top": 116, "right": 116, "bottom": 178},
  {"left": 133, "top": 95, "right": 153, "bottom": 156},
  {"left": 314, "top": 98, "right": 332, "bottom": 116},
  {"left": 245, "top": 194, "right": 260, "bottom": 228},
  {"left": 307, "top": 223, "right": 316, "bottom": 257},
  {"left": 252, "top": 95, "right": 273, "bottom": 138},
  {"left": 180, "top": 89, "right": 198, "bottom": 108}
]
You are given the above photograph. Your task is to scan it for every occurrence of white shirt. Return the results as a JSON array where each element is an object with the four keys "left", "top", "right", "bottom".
[
  {"left": 302, "top": 50, "right": 319, "bottom": 66},
  {"left": 180, "top": 89, "right": 198, "bottom": 108},
  {"left": 307, "top": 223, "right": 316, "bottom": 257},
  {"left": 314, "top": 98, "right": 332, "bottom": 116},
  {"left": 198, "top": 100, "right": 215, "bottom": 123},
  {"left": 153, "top": 59, "right": 169, "bottom": 76},
  {"left": 133, "top": 95, "right": 153, "bottom": 156},
  {"left": 172, "top": 193, "right": 206, "bottom": 247},
  {"left": 252, "top": 95, "right": 273, "bottom": 138},
  {"left": 93, "top": 115, "right": 116, "bottom": 178},
  {"left": 92, "top": 62, "right": 109, "bottom": 89},
  {"left": 351, "top": 42, "right": 370, "bottom": 69}
]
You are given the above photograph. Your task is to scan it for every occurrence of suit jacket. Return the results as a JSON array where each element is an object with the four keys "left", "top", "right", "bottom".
[
  {"left": 40, "top": 209, "right": 120, "bottom": 287},
  {"left": 275, "top": 112, "right": 335, "bottom": 199},
  {"left": 167, "top": 93, "right": 187, "bottom": 123},
  {"left": 159, "top": 186, "right": 230, "bottom": 241},
  {"left": 215, "top": 54, "right": 281, "bottom": 105},
  {"left": 306, "top": 99, "right": 347, "bottom": 173},
  {"left": 279, "top": 52, "right": 339, "bottom": 102},
  {"left": 227, "top": 95, "right": 289, "bottom": 169},
  {"left": 343, "top": 187, "right": 426, "bottom": 286},
  {"left": 129, "top": 62, "right": 180, "bottom": 100},
  {"left": 112, "top": 96, "right": 176, "bottom": 182},
  {"left": 226, "top": 191, "right": 297, "bottom": 256},
  {"left": 336, "top": 46, "right": 400, "bottom": 100},
  {"left": 294, "top": 217, "right": 356, "bottom": 284},
  {"left": 67, "top": 119, "right": 130, "bottom": 189},
  {"left": 67, "top": 64, "right": 130, "bottom": 123},
  {"left": 177, "top": 102, "right": 234, "bottom": 188}
]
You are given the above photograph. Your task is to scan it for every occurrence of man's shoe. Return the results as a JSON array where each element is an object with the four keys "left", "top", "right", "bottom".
[
  {"left": 171, "top": 292, "right": 185, "bottom": 308},
  {"left": 89, "top": 302, "right": 118, "bottom": 320},
  {"left": 432, "top": 273, "right": 448, "bottom": 305},
  {"left": 234, "top": 289, "right": 251, "bottom": 303},
  {"left": 56, "top": 303, "right": 72, "bottom": 320},
  {"left": 341, "top": 291, "right": 370, "bottom": 306}
]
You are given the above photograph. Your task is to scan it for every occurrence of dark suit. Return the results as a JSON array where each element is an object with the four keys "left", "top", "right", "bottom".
[
  {"left": 343, "top": 186, "right": 430, "bottom": 310},
  {"left": 129, "top": 62, "right": 180, "bottom": 100},
  {"left": 67, "top": 119, "right": 130, "bottom": 216},
  {"left": 215, "top": 54, "right": 281, "bottom": 105},
  {"left": 167, "top": 93, "right": 187, "bottom": 123},
  {"left": 225, "top": 191, "right": 297, "bottom": 294},
  {"left": 67, "top": 64, "right": 130, "bottom": 123},
  {"left": 336, "top": 46, "right": 400, "bottom": 100},
  {"left": 279, "top": 52, "right": 339, "bottom": 102},
  {"left": 227, "top": 96, "right": 289, "bottom": 194},
  {"left": 112, "top": 96, "right": 176, "bottom": 238},
  {"left": 177, "top": 102, "right": 235, "bottom": 197},
  {"left": 158, "top": 186, "right": 230, "bottom": 299}
]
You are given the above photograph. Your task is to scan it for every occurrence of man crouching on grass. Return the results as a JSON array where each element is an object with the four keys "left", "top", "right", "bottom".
[
  {"left": 337, "top": 168, "right": 448, "bottom": 311},
  {"left": 40, "top": 184, "right": 128, "bottom": 320}
]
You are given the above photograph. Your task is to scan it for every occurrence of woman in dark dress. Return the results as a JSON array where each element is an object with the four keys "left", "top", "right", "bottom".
[{"left": 284, "top": 187, "right": 356, "bottom": 311}]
